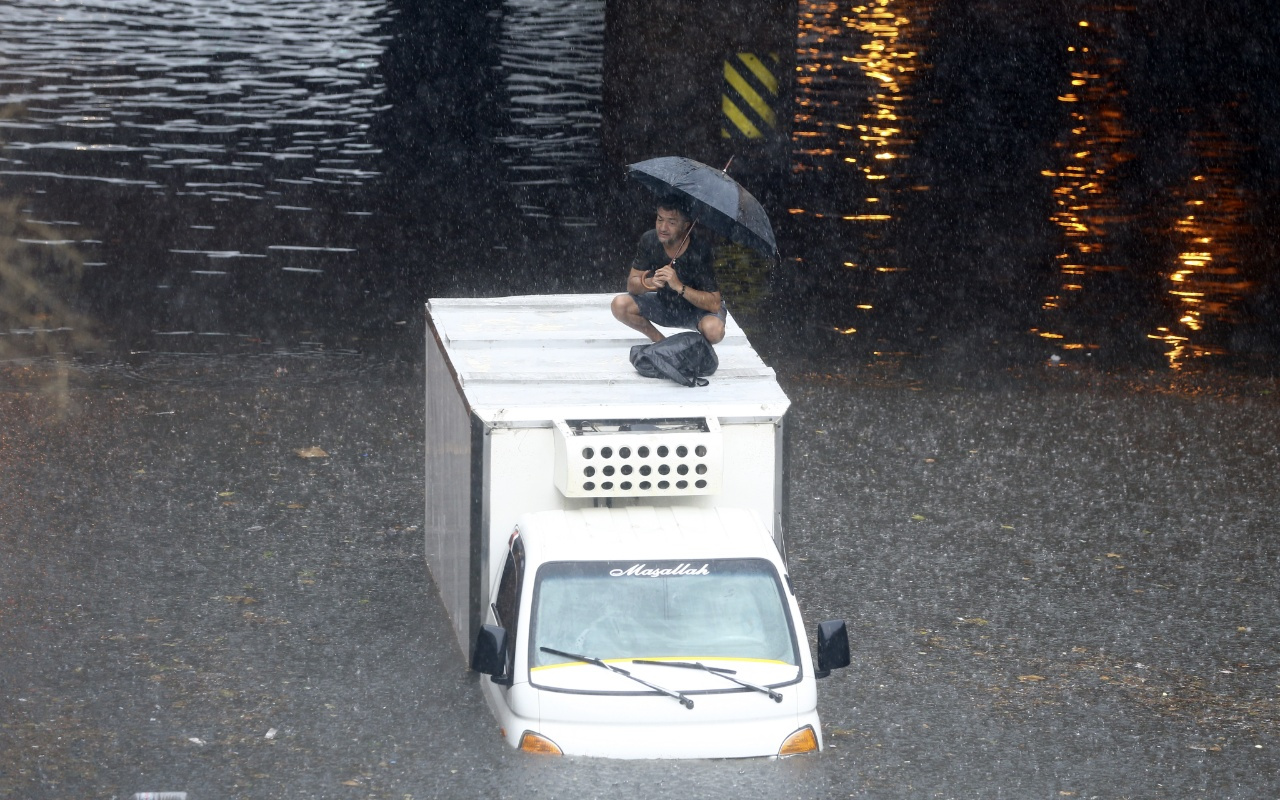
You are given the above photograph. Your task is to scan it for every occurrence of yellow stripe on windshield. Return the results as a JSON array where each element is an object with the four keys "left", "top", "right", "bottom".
[{"left": 532, "top": 655, "right": 790, "bottom": 672}]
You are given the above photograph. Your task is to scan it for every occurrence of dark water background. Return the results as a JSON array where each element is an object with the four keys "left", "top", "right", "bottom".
[
  {"left": 2, "top": 0, "right": 1278, "bottom": 373},
  {"left": 785, "top": 0, "right": 1280, "bottom": 373}
]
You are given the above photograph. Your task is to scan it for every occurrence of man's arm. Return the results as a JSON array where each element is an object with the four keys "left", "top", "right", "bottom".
[
  {"left": 626, "top": 267, "right": 655, "bottom": 294},
  {"left": 678, "top": 284, "right": 722, "bottom": 313}
]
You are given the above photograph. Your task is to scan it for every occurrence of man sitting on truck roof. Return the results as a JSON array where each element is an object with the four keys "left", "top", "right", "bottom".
[{"left": 610, "top": 195, "right": 726, "bottom": 345}]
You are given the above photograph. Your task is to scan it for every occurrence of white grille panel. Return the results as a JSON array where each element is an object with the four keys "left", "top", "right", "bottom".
[{"left": 553, "top": 418, "right": 722, "bottom": 498}]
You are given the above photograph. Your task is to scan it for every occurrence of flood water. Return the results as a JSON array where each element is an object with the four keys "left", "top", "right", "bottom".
[
  {"left": 2, "top": 2, "right": 1279, "bottom": 798},
  {"left": 785, "top": 0, "right": 1280, "bottom": 372},
  {"left": 2, "top": 0, "right": 1277, "bottom": 370}
]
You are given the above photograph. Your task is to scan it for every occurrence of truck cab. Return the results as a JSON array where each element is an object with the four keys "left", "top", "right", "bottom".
[{"left": 470, "top": 506, "right": 849, "bottom": 759}]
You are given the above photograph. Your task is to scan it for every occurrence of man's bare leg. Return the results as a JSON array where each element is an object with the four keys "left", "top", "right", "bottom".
[
  {"left": 611, "top": 294, "right": 665, "bottom": 342},
  {"left": 698, "top": 314, "right": 725, "bottom": 344}
]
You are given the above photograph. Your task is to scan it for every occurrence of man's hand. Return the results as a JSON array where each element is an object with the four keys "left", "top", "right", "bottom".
[{"left": 652, "top": 262, "right": 679, "bottom": 291}]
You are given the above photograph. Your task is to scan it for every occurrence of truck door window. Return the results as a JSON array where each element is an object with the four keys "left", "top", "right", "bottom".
[
  {"left": 494, "top": 538, "right": 525, "bottom": 631},
  {"left": 492, "top": 538, "right": 525, "bottom": 679}
]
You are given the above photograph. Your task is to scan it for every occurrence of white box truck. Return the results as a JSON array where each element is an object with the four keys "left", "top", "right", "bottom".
[{"left": 424, "top": 294, "right": 849, "bottom": 759}]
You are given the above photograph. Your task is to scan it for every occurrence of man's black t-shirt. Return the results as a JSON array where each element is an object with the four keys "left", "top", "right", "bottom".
[{"left": 629, "top": 229, "right": 718, "bottom": 310}]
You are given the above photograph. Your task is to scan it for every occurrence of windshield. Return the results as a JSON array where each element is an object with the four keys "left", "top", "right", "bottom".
[{"left": 529, "top": 558, "right": 798, "bottom": 670}]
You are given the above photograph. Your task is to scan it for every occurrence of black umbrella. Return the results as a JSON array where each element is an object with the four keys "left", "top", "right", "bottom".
[{"left": 627, "top": 156, "right": 778, "bottom": 258}]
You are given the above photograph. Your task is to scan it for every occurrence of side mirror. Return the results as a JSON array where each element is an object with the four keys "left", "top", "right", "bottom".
[
  {"left": 814, "top": 619, "right": 850, "bottom": 678},
  {"left": 471, "top": 624, "right": 511, "bottom": 685}
]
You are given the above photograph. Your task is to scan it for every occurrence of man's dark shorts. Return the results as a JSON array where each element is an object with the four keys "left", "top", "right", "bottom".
[{"left": 631, "top": 292, "right": 727, "bottom": 331}]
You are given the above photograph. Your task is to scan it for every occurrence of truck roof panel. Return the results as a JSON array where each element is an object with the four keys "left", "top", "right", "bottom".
[{"left": 427, "top": 294, "right": 791, "bottom": 424}]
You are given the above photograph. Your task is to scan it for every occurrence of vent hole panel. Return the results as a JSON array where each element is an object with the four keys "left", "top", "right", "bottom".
[{"left": 554, "top": 420, "right": 724, "bottom": 498}]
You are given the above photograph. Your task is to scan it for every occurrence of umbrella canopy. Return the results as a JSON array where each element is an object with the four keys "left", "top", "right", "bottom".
[{"left": 627, "top": 156, "right": 778, "bottom": 258}]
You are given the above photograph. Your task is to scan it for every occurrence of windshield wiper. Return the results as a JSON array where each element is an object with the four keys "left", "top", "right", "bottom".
[
  {"left": 539, "top": 647, "right": 694, "bottom": 709},
  {"left": 632, "top": 659, "right": 783, "bottom": 703}
]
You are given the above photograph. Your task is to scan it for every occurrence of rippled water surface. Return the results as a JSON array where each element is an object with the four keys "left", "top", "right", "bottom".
[
  {"left": 1, "top": 0, "right": 1278, "bottom": 370},
  {"left": 0, "top": 0, "right": 387, "bottom": 192},
  {"left": 0, "top": 0, "right": 395, "bottom": 354}
]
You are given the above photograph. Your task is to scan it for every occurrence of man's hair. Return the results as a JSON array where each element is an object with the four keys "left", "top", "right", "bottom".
[{"left": 656, "top": 193, "right": 691, "bottom": 220}]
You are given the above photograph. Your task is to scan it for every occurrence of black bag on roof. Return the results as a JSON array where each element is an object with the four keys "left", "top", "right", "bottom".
[{"left": 629, "top": 331, "right": 718, "bottom": 387}]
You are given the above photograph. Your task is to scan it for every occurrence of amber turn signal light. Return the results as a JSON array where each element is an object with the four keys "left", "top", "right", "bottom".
[
  {"left": 778, "top": 725, "right": 819, "bottom": 756},
  {"left": 518, "top": 731, "right": 563, "bottom": 755}
]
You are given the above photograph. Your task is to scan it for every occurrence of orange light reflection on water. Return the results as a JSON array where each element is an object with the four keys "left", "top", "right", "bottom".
[
  {"left": 790, "top": 0, "right": 928, "bottom": 308},
  {"left": 1040, "top": 13, "right": 1258, "bottom": 369},
  {"left": 1147, "top": 138, "right": 1256, "bottom": 369},
  {"left": 1039, "top": 24, "right": 1135, "bottom": 351},
  {"left": 793, "top": 0, "right": 926, "bottom": 213}
]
